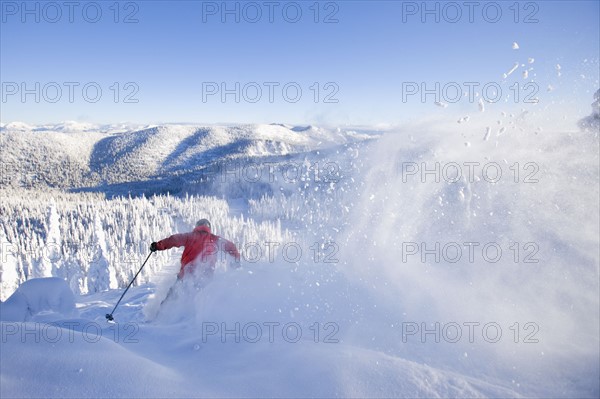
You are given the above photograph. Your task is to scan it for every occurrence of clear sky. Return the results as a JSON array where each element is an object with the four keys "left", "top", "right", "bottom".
[{"left": 1, "top": 0, "right": 598, "bottom": 126}]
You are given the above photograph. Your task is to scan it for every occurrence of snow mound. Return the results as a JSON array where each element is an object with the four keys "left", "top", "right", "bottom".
[
  {"left": 0, "top": 322, "right": 189, "bottom": 398},
  {"left": 0, "top": 278, "right": 78, "bottom": 322}
]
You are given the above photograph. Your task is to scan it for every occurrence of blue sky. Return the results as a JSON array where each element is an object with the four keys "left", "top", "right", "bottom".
[{"left": 1, "top": 0, "right": 598, "bottom": 126}]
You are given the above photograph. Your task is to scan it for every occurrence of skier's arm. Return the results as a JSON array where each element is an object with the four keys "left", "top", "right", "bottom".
[
  {"left": 220, "top": 238, "right": 241, "bottom": 264},
  {"left": 155, "top": 233, "right": 189, "bottom": 251}
]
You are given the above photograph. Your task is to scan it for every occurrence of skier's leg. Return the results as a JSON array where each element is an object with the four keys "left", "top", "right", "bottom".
[{"left": 160, "top": 275, "right": 182, "bottom": 305}]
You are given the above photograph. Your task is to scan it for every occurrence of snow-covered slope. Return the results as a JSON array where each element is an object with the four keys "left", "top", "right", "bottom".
[
  {"left": 0, "top": 274, "right": 525, "bottom": 399},
  {"left": 1, "top": 119, "right": 598, "bottom": 398}
]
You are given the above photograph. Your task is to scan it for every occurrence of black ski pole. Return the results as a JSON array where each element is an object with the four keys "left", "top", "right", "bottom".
[{"left": 106, "top": 251, "right": 153, "bottom": 321}]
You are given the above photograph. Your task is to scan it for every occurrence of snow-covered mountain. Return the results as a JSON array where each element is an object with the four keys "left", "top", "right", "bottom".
[
  {"left": 1, "top": 123, "right": 376, "bottom": 195},
  {"left": 1, "top": 120, "right": 598, "bottom": 398}
]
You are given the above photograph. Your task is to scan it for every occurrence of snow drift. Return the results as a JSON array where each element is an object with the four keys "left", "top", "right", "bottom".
[{"left": 0, "top": 277, "right": 77, "bottom": 322}]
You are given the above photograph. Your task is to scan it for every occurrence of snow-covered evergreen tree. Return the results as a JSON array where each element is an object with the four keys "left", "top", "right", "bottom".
[
  {"left": 579, "top": 88, "right": 600, "bottom": 132},
  {"left": 87, "top": 211, "right": 112, "bottom": 293},
  {"left": 0, "top": 229, "right": 20, "bottom": 300},
  {"left": 35, "top": 202, "right": 60, "bottom": 278}
]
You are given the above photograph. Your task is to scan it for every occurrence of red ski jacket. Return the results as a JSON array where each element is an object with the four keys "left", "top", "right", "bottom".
[{"left": 155, "top": 225, "right": 240, "bottom": 278}]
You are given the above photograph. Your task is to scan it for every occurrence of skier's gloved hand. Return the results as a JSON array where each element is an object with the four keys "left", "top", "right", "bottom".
[{"left": 150, "top": 242, "right": 158, "bottom": 252}]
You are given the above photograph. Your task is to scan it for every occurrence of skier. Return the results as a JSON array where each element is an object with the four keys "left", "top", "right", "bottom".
[{"left": 150, "top": 219, "right": 241, "bottom": 282}]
